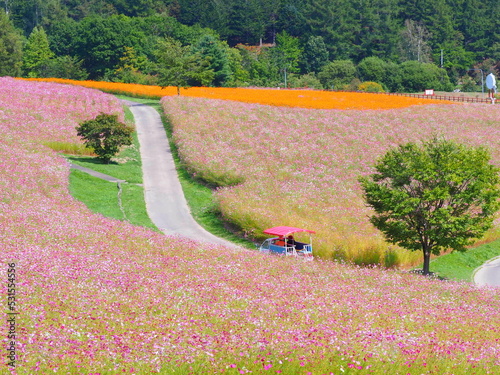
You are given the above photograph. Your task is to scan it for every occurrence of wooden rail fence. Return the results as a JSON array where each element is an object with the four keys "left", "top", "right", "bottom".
[
  {"left": 384, "top": 92, "right": 495, "bottom": 104},
  {"left": 327, "top": 90, "right": 496, "bottom": 104}
]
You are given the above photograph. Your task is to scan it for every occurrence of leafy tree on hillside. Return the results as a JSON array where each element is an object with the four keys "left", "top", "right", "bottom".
[
  {"left": 156, "top": 37, "right": 214, "bottom": 94},
  {"left": 458, "top": 0, "right": 499, "bottom": 60},
  {"left": 46, "top": 17, "right": 79, "bottom": 56},
  {"left": 109, "top": 46, "right": 155, "bottom": 84},
  {"left": 108, "top": 0, "right": 166, "bottom": 17},
  {"left": 399, "top": 60, "right": 452, "bottom": 92},
  {"left": 357, "top": 57, "right": 388, "bottom": 85},
  {"left": 22, "top": 26, "right": 54, "bottom": 77},
  {"left": 351, "top": 0, "right": 400, "bottom": 61},
  {"left": 237, "top": 44, "right": 280, "bottom": 87},
  {"left": 225, "top": 0, "right": 270, "bottom": 45},
  {"left": 275, "top": 0, "right": 308, "bottom": 38},
  {"left": 225, "top": 47, "right": 250, "bottom": 87},
  {"left": 76, "top": 113, "right": 134, "bottom": 163},
  {"left": 38, "top": 55, "right": 89, "bottom": 80},
  {"left": 305, "top": 0, "right": 357, "bottom": 60},
  {"left": 191, "top": 34, "right": 232, "bottom": 86},
  {"left": 0, "top": 10, "right": 23, "bottom": 77},
  {"left": 70, "top": 15, "right": 147, "bottom": 79},
  {"left": 359, "top": 138, "right": 500, "bottom": 275},
  {"left": 302, "top": 35, "right": 329, "bottom": 73},
  {"left": 5, "top": 0, "right": 67, "bottom": 35},
  {"left": 317, "top": 59, "right": 356, "bottom": 90},
  {"left": 272, "top": 31, "right": 302, "bottom": 87}
]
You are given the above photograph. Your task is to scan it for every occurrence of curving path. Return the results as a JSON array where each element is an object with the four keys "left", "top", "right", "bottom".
[
  {"left": 122, "top": 100, "right": 240, "bottom": 249},
  {"left": 473, "top": 256, "right": 500, "bottom": 287}
]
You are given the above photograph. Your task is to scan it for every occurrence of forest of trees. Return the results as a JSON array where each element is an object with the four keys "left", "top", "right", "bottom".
[{"left": 0, "top": 0, "right": 498, "bottom": 92}]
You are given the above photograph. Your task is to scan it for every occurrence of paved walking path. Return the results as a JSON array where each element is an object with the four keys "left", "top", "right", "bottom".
[
  {"left": 121, "top": 100, "right": 239, "bottom": 249},
  {"left": 473, "top": 256, "right": 500, "bottom": 287},
  {"left": 70, "top": 163, "right": 127, "bottom": 183}
]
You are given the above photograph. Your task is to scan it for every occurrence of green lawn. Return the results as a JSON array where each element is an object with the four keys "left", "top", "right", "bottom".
[
  {"left": 66, "top": 103, "right": 158, "bottom": 231},
  {"left": 69, "top": 169, "right": 123, "bottom": 218},
  {"left": 68, "top": 167, "right": 156, "bottom": 230},
  {"left": 428, "top": 238, "right": 500, "bottom": 281}
]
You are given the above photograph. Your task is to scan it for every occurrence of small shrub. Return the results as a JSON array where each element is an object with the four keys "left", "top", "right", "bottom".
[
  {"left": 459, "top": 75, "right": 480, "bottom": 92},
  {"left": 288, "top": 73, "right": 324, "bottom": 89},
  {"left": 76, "top": 113, "right": 134, "bottom": 163},
  {"left": 358, "top": 81, "right": 385, "bottom": 93}
]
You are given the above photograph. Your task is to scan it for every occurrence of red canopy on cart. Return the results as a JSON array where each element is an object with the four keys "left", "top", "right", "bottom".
[{"left": 263, "top": 226, "right": 316, "bottom": 237}]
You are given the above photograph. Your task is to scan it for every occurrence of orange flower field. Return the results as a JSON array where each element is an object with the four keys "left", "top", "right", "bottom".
[{"left": 23, "top": 78, "right": 454, "bottom": 110}]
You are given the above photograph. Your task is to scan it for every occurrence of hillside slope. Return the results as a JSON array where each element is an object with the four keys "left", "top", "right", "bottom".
[{"left": 1, "top": 78, "right": 499, "bottom": 374}]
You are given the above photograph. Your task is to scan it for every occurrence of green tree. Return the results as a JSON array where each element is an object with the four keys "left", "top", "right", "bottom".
[
  {"left": 38, "top": 55, "right": 89, "bottom": 80},
  {"left": 227, "top": 0, "right": 269, "bottom": 45},
  {"left": 357, "top": 57, "right": 403, "bottom": 92},
  {"left": 305, "top": 0, "right": 357, "bottom": 60},
  {"left": 225, "top": 47, "right": 250, "bottom": 87},
  {"left": 76, "top": 113, "right": 134, "bottom": 163},
  {"left": 317, "top": 59, "right": 356, "bottom": 90},
  {"left": 302, "top": 35, "right": 329, "bottom": 73},
  {"left": 22, "top": 26, "right": 54, "bottom": 77},
  {"left": 288, "top": 72, "right": 323, "bottom": 89},
  {"left": 156, "top": 37, "right": 214, "bottom": 94},
  {"left": 6, "top": 0, "right": 67, "bottom": 35},
  {"left": 109, "top": 46, "right": 155, "bottom": 84},
  {"left": 458, "top": 0, "right": 498, "bottom": 61},
  {"left": 0, "top": 10, "right": 23, "bottom": 77},
  {"left": 399, "top": 60, "right": 452, "bottom": 92},
  {"left": 237, "top": 44, "right": 280, "bottom": 87},
  {"left": 357, "top": 56, "right": 389, "bottom": 86},
  {"left": 359, "top": 138, "right": 500, "bottom": 275},
  {"left": 71, "top": 15, "right": 147, "bottom": 79},
  {"left": 276, "top": 0, "right": 307, "bottom": 38},
  {"left": 191, "top": 34, "right": 232, "bottom": 86},
  {"left": 272, "top": 30, "right": 302, "bottom": 87}
]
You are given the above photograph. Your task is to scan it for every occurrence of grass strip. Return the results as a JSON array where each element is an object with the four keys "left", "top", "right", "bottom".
[
  {"left": 69, "top": 169, "right": 123, "bottom": 219},
  {"left": 69, "top": 169, "right": 158, "bottom": 231},
  {"left": 120, "top": 183, "right": 158, "bottom": 230},
  {"left": 429, "top": 238, "right": 500, "bottom": 281}
]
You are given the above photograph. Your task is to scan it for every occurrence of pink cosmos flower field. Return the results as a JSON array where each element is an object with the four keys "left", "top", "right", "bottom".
[
  {"left": 1, "top": 77, "right": 500, "bottom": 374},
  {"left": 162, "top": 96, "right": 500, "bottom": 265}
]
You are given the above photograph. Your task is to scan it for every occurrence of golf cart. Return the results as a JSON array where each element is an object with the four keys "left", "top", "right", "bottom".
[{"left": 259, "top": 226, "right": 315, "bottom": 258}]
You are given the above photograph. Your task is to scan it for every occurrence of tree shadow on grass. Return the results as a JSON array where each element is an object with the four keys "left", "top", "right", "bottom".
[{"left": 68, "top": 156, "right": 119, "bottom": 166}]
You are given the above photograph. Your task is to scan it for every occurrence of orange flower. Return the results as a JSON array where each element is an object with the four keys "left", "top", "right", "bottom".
[{"left": 20, "top": 78, "right": 454, "bottom": 110}]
